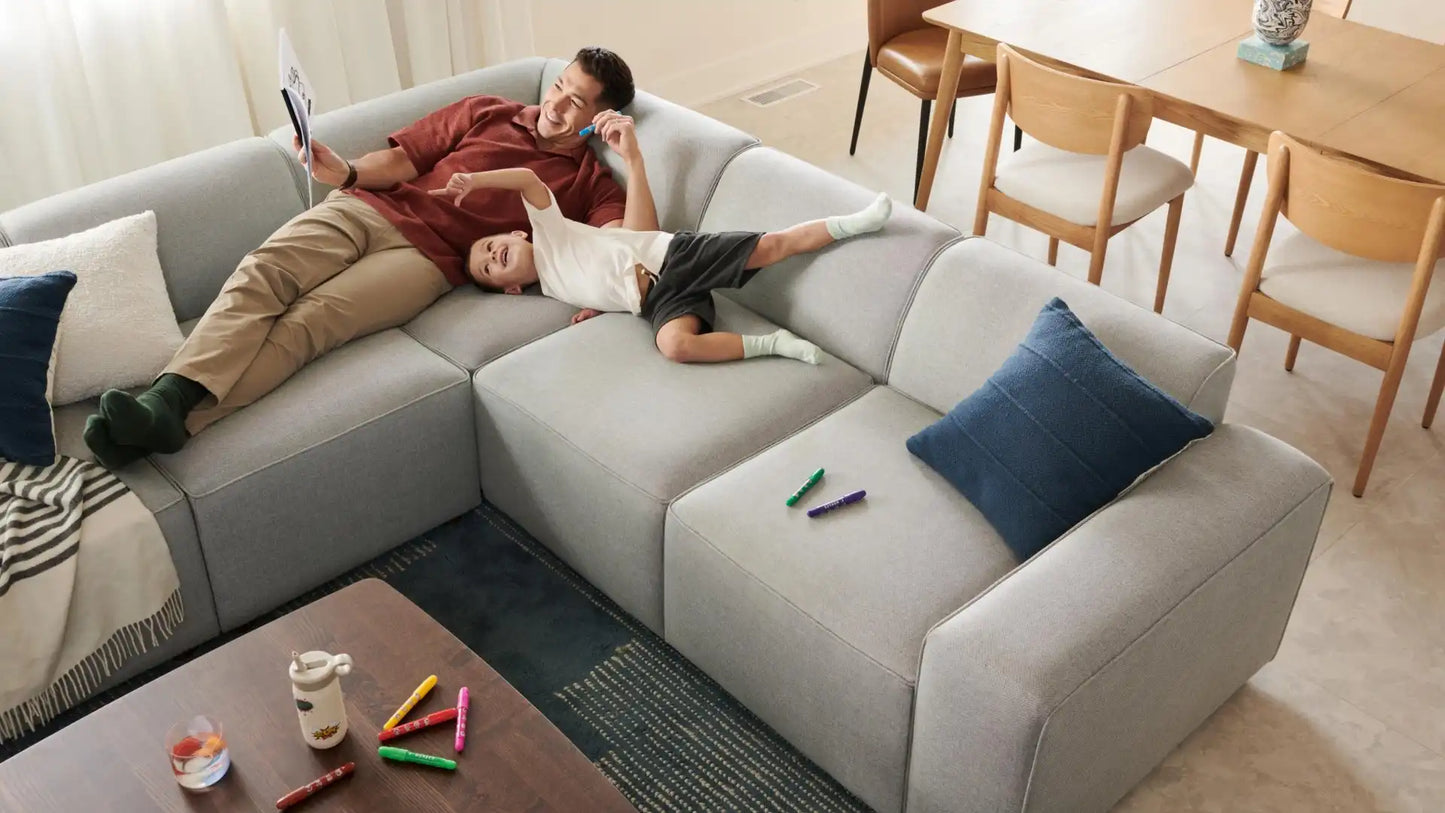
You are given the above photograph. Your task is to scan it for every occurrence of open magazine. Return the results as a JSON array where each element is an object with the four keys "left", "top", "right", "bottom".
[{"left": 279, "top": 29, "right": 316, "bottom": 208}]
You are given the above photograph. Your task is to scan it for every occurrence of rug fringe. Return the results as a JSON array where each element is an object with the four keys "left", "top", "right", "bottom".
[{"left": 0, "top": 590, "right": 184, "bottom": 744}]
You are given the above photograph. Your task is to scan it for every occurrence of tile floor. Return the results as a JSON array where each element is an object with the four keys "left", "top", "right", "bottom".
[{"left": 697, "top": 52, "right": 1445, "bottom": 813}]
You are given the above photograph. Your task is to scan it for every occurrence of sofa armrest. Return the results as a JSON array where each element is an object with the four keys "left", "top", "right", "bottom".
[{"left": 904, "top": 425, "right": 1331, "bottom": 813}]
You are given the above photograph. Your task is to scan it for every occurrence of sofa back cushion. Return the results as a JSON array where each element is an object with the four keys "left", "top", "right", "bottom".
[
  {"left": 0, "top": 138, "right": 303, "bottom": 323},
  {"left": 541, "top": 58, "right": 759, "bottom": 234},
  {"left": 889, "top": 238, "right": 1235, "bottom": 422},
  {"left": 268, "top": 58, "right": 553, "bottom": 206},
  {"left": 699, "top": 147, "right": 958, "bottom": 380}
]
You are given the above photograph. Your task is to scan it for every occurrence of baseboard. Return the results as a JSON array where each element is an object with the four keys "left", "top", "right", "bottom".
[{"left": 646, "top": 20, "right": 863, "bottom": 109}]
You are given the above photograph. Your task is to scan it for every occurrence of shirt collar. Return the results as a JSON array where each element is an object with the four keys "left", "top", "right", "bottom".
[{"left": 513, "top": 105, "right": 590, "bottom": 159}]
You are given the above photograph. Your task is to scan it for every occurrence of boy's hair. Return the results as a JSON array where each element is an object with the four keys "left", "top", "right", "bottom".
[{"left": 573, "top": 47, "right": 635, "bottom": 111}]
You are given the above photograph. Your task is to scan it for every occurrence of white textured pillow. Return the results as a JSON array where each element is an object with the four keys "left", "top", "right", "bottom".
[{"left": 0, "top": 211, "right": 183, "bottom": 405}]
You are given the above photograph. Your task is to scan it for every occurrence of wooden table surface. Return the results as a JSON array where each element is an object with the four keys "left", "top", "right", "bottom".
[
  {"left": 0, "top": 579, "right": 635, "bottom": 813},
  {"left": 915, "top": 0, "right": 1445, "bottom": 208}
]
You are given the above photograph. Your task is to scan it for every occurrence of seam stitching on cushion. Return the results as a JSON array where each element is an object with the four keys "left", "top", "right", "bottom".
[
  {"left": 162, "top": 365, "right": 469, "bottom": 498},
  {"left": 694, "top": 142, "right": 762, "bottom": 231},
  {"left": 882, "top": 235, "right": 968, "bottom": 383},
  {"left": 264, "top": 136, "right": 312, "bottom": 209},
  {"left": 668, "top": 384, "right": 876, "bottom": 506},
  {"left": 1053, "top": 305, "right": 1206, "bottom": 423},
  {"left": 474, "top": 379, "right": 668, "bottom": 505},
  {"left": 984, "top": 377, "right": 1113, "bottom": 489},
  {"left": 665, "top": 508, "right": 916, "bottom": 690},
  {"left": 1018, "top": 479, "right": 1332, "bottom": 811},
  {"left": 0, "top": 223, "right": 12, "bottom": 247},
  {"left": 1017, "top": 342, "right": 1160, "bottom": 453},
  {"left": 1186, "top": 353, "right": 1237, "bottom": 412},
  {"left": 944, "top": 409, "right": 1074, "bottom": 526}
]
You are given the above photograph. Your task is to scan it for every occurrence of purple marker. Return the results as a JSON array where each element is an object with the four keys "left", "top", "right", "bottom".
[{"left": 807, "top": 490, "right": 866, "bottom": 518}]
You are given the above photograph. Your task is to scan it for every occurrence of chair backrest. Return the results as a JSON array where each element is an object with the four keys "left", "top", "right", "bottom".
[
  {"left": 1269, "top": 132, "right": 1445, "bottom": 264},
  {"left": 867, "top": 0, "right": 942, "bottom": 61},
  {"left": 998, "top": 44, "right": 1153, "bottom": 156}
]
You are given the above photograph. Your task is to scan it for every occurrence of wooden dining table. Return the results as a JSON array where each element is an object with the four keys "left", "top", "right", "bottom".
[{"left": 913, "top": 0, "right": 1445, "bottom": 210}]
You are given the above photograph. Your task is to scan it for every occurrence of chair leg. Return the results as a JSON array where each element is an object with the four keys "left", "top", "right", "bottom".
[
  {"left": 948, "top": 100, "right": 956, "bottom": 138},
  {"left": 915, "top": 99, "right": 932, "bottom": 201},
  {"left": 849, "top": 51, "right": 871, "bottom": 156},
  {"left": 1154, "top": 195, "right": 1185, "bottom": 313},
  {"left": 1285, "top": 335, "right": 1302, "bottom": 371},
  {"left": 1225, "top": 151, "right": 1259, "bottom": 257},
  {"left": 1047, "top": 237, "right": 1059, "bottom": 266},
  {"left": 1189, "top": 132, "right": 1204, "bottom": 174},
  {"left": 1086, "top": 229, "right": 1109, "bottom": 287},
  {"left": 1424, "top": 341, "right": 1445, "bottom": 428},
  {"left": 1013, "top": 124, "right": 1023, "bottom": 152},
  {"left": 1355, "top": 347, "right": 1413, "bottom": 497}
]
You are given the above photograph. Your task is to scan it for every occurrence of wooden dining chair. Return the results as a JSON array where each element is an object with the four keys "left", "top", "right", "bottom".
[
  {"left": 849, "top": 0, "right": 1018, "bottom": 199},
  {"left": 973, "top": 44, "right": 1195, "bottom": 313},
  {"left": 1228, "top": 131, "right": 1445, "bottom": 497},
  {"left": 1189, "top": 0, "right": 1355, "bottom": 257}
]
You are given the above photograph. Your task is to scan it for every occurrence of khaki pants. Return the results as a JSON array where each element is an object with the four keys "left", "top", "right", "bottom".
[{"left": 168, "top": 192, "right": 452, "bottom": 434}]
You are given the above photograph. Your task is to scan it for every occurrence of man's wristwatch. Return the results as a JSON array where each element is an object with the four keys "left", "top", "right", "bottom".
[{"left": 339, "top": 161, "right": 359, "bottom": 190}]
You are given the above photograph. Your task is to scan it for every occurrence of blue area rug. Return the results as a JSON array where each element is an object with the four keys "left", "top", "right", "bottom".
[{"left": 1, "top": 502, "right": 873, "bottom": 812}]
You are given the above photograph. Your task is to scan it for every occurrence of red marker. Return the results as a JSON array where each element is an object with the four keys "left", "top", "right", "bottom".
[
  {"left": 455, "top": 687, "right": 469, "bottom": 753},
  {"left": 376, "top": 706, "right": 458, "bottom": 742},
  {"left": 275, "top": 761, "right": 354, "bottom": 809}
]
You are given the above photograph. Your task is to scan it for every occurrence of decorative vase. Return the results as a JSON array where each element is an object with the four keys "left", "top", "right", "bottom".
[{"left": 1253, "top": 0, "right": 1313, "bottom": 45}]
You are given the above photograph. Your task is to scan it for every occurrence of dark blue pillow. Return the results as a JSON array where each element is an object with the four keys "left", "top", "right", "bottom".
[
  {"left": 907, "top": 297, "right": 1213, "bottom": 560},
  {"left": 0, "top": 271, "right": 78, "bottom": 466}
]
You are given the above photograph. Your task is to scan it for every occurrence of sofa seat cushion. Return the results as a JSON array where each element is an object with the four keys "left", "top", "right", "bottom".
[
  {"left": 152, "top": 329, "right": 479, "bottom": 629},
  {"left": 663, "top": 385, "right": 1018, "bottom": 813},
  {"left": 995, "top": 141, "right": 1194, "bottom": 227},
  {"left": 472, "top": 296, "right": 871, "bottom": 631},
  {"left": 403, "top": 286, "right": 576, "bottom": 371}
]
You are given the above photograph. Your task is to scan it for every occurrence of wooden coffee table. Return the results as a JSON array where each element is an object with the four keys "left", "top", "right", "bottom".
[{"left": 0, "top": 579, "right": 635, "bottom": 812}]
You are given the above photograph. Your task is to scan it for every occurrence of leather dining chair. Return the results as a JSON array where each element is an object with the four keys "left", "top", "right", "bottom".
[{"left": 849, "top": 0, "right": 1019, "bottom": 198}]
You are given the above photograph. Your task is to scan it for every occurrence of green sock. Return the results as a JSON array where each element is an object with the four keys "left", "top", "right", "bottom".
[
  {"left": 100, "top": 373, "right": 209, "bottom": 454},
  {"left": 83, "top": 414, "right": 147, "bottom": 469}
]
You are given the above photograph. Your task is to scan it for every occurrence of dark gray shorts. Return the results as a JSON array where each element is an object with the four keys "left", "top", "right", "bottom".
[{"left": 640, "top": 231, "right": 763, "bottom": 335}]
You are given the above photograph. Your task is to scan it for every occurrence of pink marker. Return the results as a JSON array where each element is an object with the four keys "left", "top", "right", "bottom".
[{"left": 454, "top": 687, "right": 469, "bottom": 753}]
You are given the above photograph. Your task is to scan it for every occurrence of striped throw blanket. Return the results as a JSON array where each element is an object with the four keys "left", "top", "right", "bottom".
[{"left": 0, "top": 456, "right": 182, "bottom": 743}]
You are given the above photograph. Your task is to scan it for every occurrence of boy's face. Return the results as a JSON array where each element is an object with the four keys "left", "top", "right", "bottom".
[
  {"left": 538, "top": 63, "right": 605, "bottom": 140},
  {"left": 467, "top": 231, "right": 537, "bottom": 294}
]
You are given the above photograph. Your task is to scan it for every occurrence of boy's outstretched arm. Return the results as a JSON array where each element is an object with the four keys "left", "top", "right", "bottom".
[{"left": 429, "top": 168, "right": 551, "bottom": 209}]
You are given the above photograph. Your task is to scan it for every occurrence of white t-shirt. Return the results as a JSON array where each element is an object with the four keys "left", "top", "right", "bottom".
[{"left": 522, "top": 189, "right": 672, "bottom": 314}]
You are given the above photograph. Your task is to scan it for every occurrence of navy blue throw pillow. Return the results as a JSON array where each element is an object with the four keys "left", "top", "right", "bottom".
[
  {"left": 907, "top": 298, "right": 1214, "bottom": 561},
  {"left": 0, "top": 271, "right": 78, "bottom": 466}
]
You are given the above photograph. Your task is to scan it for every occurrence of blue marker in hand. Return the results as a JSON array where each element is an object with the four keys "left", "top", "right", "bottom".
[{"left": 578, "top": 124, "right": 596, "bottom": 137}]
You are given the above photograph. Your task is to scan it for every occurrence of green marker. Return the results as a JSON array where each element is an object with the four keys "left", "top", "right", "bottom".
[
  {"left": 786, "top": 468, "right": 825, "bottom": 506},
  {"left": 379, "top": 745, "right": 457, "bottom": 770}
]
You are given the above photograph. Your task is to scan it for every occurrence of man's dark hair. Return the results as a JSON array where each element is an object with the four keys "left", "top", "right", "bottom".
[{"left": 573, "top": 47, "right": 635, "bottom": 111}]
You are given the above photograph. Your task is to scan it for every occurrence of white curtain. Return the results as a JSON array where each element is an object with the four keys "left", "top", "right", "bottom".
[{"left": 0, "top": 0, "right": 498, "bottom": 211}]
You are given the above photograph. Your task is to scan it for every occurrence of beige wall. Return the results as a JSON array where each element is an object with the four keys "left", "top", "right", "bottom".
[{"left": 500, "top": 0, "right": 866, "bottom": 107}]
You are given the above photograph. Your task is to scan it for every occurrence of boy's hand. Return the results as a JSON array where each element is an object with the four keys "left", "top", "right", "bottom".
[
  {"left": 570, "top": 308, "right": 603, "bottom": 325},
  {"left": 428, "top": 172, "right": 480, "bottom": 205},
  {"left": 592, "top": 111, "right": 640, "bottom": 164}
]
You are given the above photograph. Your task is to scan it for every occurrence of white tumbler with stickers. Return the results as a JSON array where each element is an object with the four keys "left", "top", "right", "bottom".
[{"left": 289, "top": 650, "right": 353, "bottom": 749}]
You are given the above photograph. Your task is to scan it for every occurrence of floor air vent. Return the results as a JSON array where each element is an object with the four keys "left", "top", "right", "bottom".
[{"left": 743, "top": 78, "right": 820, "bottom": 107}]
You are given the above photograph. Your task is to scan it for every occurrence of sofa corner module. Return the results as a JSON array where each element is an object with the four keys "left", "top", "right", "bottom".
[{"left": 904, "top": 425, "right": 1331, "bottom": 813}]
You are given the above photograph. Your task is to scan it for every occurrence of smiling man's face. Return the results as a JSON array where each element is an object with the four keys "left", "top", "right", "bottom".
[{"left": 537, "top": 62, "right": 606, "bottom": 139}]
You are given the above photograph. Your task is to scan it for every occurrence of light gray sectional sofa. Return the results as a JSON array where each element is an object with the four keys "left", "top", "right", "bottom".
[{"left": 0, "top": 57, "right": 1332, "bottom": 812}]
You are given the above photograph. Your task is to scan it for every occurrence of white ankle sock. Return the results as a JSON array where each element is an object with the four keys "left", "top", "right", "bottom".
[
  {"left": 741, "top": 329, "right": 821, "bottom": 364},
  {"left": 825, "top": 193, "right": 893, "bottom": 240}
]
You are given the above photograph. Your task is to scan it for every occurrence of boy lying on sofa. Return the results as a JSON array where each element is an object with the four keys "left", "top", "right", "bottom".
[{"left": 429, "top": 168, "right": 893, "bottom": 364}]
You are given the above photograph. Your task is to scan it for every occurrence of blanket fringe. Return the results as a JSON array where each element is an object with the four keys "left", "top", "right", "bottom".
[{"left": 0, "top": 589, "right": 184, "bottom": 744}]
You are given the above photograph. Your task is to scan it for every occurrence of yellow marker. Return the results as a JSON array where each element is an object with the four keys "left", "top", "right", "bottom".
[{"left": 383, "top": 674, "right": 437, "bottom": 730}]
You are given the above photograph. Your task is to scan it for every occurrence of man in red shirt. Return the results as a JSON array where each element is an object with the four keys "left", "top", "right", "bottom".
[{"left": 85, "top": 47, "right": 657, "bottom": 469}]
